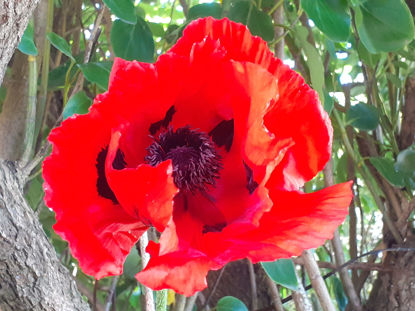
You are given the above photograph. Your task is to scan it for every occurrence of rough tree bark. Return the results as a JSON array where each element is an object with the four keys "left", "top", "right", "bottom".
[
  {"left": 365, "top": 237, "right": 415, "bottom": 311},
  {"left": 0, "top": 2, "right": 90, "bottom": 309},
  {"left": 0, "top": 161, "right": 90, "bottom": 311},
  {"left": 0, "top": 0, "right": 40, "bottom": 85}
]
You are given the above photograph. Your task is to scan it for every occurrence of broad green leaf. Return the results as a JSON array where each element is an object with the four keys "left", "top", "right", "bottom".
[
  {"left": 103, "top": 0, "right": 137, "bottom": 24},
  {"left": 228, "top": 1, "right": 274, "bottom": 41},
  {"left": 216, "top": 296, "right": 248, "bottom": 311},
  {"left": 346, "top": 103, "right": 379, "bottom": 131},
  {"left": 111, "top": 17, "right": 155, "bottom": 62},
  {"left": 369, "top": 157, "right": 404, "bottom": 188},
  {"left": 395, "top": 148, "right": 415, "bottom": 174},
  {"left": 48, "top": 61, "right": 79, "bottom": 90},
  {"left": 333, "top": 277, "right": 348, "bottom": 311},
  {"left": 148, "top": 22, "right": 165, "bottom": 37},
  {"left": 47, "top": 32, "right": 75, "bottom": 61},
  {"left": 78, "top": 62, "right": 112, "bottom": 90},
  {"left": 356, "top": 42, "right": 380, "bottom": 68},
  {"left": 301, "top": 0, "right": 350, "bottom": 42},
  {"left": 324, "top": 91, "right": 334, "bottom": 114},
  {"left": 123, "top": 247, "right": 141, "bottom": 279},
  {"left": 128, "top": 287, "right": 141, "bottom": 308},
  {"left": 25, "top": 175, "right": 44, "bottom": 209},
  {"left": 18, "top": 23, "right": 38, "bottom": 55},
  {"left": 261, "top": 259, "right": 299, "bottom": 291},
  {"left": 355, "top": 0, "right": 415, "bottom": 53},
  {"left": 63, "top": 91, "right": 92, "bottom": 119},
  {"left": 294, "top": 26, "right": 325, "bottom": 103},
  {"left": 188, "top": 3, "right": 222, "bottom": 20}
]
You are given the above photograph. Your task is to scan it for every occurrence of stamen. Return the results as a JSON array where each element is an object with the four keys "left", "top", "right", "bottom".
[{"left": 146, "top": 127, "right": 222, "bottom": 192}]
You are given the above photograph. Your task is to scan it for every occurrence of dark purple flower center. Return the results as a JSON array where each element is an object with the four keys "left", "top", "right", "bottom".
[{"left": 145, "top": 127, "right": 222, "bottom": 192}]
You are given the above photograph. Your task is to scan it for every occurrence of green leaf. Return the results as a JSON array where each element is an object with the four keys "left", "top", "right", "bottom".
[
  {"left": 369, "top": 157, "right": 405, "bottom": 188},
  {"left": 356, "top": 42, "right": 380, "bottom": 68},
  {"left": 188, "top": 3, "right": 222, "bottom": 20},
  {"left": 324, "top": 91, "right": 334, "bottom": 114},
  {"left": 0, "top": 86, "right": 6, "bottom": 114},
  {"left": 355, "top": 0, "right": 415, "bottom": 53},
  {"left": 395, "top": 148, "right": 415, "bottom": 174},
  {"left": 123, "top": 247, "right": 141, "bottom": 279},
  {"left": 294, "top": 25, "right": 325, "bottom": 103},
  {"left": 78, "top": 61, "right": 112, "bottom": 90},
  {"left": 148, "top": 22, "right": 165, "bottom": 37},
  {"left": 332, "top": 277, "right": 348, "bottom": 311},
  {"left": 18, "top": 23, "right": 38, "bottom": 55},
  {"left": 228, "top": 1, "right": 274, "bottom": 41},
  {"left": 25, "top": 175, "right": 44, "bottom": 209},
  {"left": 346, "top": 103, "right": 379, "bottom": 131},
  {"left": 63, "top": 91, "right": 92, "bottom": 119},
  {"left": 216, "top": 296, "right": 248, "bottom": 311},
  {"left": 261, "top": 259, "right": 299, "bottom": 291},
  {"left": 103, "top": 0, "right": 137, "bottom": 24},
  {"left": 47, "top": 32, "right": 75, "bottom": 61},
  {"left": 111, "top": 17, "right": 155, "bottom": 62},
  {"left": 48, "top": 60, "right": 79, "bottom": 90},
  {"left": 301, "top": 0, "right": 350, "bottom": 42}
]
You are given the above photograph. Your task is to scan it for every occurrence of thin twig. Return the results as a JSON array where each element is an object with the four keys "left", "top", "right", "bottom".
[
  {"left": 75, "top": 279, "right": 105, "bottom": 311},
  {"left": 139, "top": 232, "right": 155, "bottom": 311},
  {"left": 172, "top": 294, "right": 186, "bottom": 311},
  {"left": 202, "top": 266, "right": 226, "bottom": 310},
  {"left": 179, "top": 0, "right": 189, "bottom": 17},
  {"left": 21, "top": 55, "right": 38, "bottom": 165},
  {"left": 184, "top": 293, "right": 198, "bottom": 311},
  {"left": 281, "top": 246, "right": 415, "bottom": 304},
  {"left": 301, "top": 250, "right": 336, "bottom": 311},
  {"left": 93, "top": 279, "right": 99, "bottom": 311},
  {"left": 70, "top": 4, "right": 106, "bottom": 97},
  {"left": 293, "top": 258, "right": 391, "bottom": 272},
  {"left": 263, "top": 270, "right": 284, "bottom": 311},
  {"left": 105, "top": 276, "right": 119, "bottom": 311},
  {"left": 324, "top": 161, "right": 363, "bottom": 311},
  {"left": 247, "top": 260, "right": 258, "bottom": 310},
  {"left": 291, "top": 268, "right": 312, "bottom": 311}
]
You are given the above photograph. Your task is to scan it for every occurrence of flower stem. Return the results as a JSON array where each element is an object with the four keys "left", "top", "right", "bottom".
[{"left": 22, "top": 55, "right": 38, "bottom": 164}]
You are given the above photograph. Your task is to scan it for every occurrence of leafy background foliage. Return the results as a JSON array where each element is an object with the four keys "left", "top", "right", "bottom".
[{"left": 6, "top": 0, "right": 415, "bottom": 310}]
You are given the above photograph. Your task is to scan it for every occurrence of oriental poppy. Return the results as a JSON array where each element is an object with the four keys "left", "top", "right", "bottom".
[{"left": 43, "top": 17, "right": 352, "bottom": 296}]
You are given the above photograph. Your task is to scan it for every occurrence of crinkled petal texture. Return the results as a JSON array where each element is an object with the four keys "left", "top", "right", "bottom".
[
  {"left": 43, "top": 111, "right": 149, "bottom": 278},
  {"left": 43, "top": 17, "right": 352, "bottom": 296},
  {"left": 135, "top": 18, "right": 352, "bottom": 296}
]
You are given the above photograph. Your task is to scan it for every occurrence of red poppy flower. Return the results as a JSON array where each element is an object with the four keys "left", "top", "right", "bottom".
[{"left": 43, "top": 17, "right": 353, "bottom": 296}]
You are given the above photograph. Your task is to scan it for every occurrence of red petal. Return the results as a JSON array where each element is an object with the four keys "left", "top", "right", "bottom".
[
  {"left": 264, "top": 63, "right": 332, "bottom": 190},
  {"left": 171, "top": 17, "right": 332, "bottom": 189},
  {"left": 105, "top": 129, "right": 178, "bottom": 231},
  {"left": 136, "top": 249, "right": 217, "bottom": 296},
  {"left": 43, "top": 112, "right": 147, "bottom": 278},
  {"left": 94, "top": 56, "right": 189, "bottom": 167},
  {"left": 170, "top": 17, "right": 276, "bottom": 69},
  {"left": 244, "top": 182, "right": 353, "bottom": 261},
  {"left": 170, "top": 38, "right": 233, "bottom": 133}
]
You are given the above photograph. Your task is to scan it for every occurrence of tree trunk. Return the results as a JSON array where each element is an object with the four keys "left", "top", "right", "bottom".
[
  {"left": 365, "top": 237, "right": 415, "bottom": 311},
  {"left": 0, "top": 161, "right": 90, "bottom": 311}
]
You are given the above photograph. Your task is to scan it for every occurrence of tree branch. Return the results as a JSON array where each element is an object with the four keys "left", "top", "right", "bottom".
[{"left": 0, "top": 161, "right": 90, "bottom": 310}]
